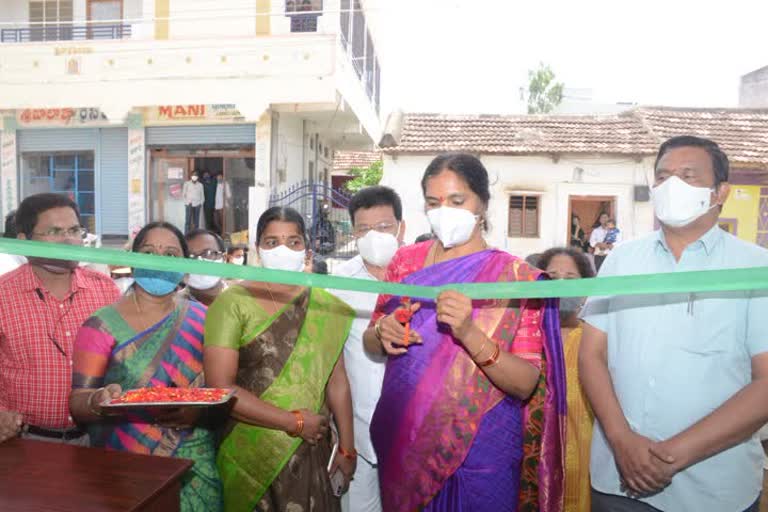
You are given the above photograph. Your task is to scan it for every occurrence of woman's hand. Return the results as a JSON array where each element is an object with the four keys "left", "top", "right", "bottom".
[
  {"left": 296, "top": 409, "right": 329, "bottom": 445},
  {"left": 329, "top": 450, "right": 357, "bottom": 493},
  {"left": 155, "top": 407, "right": 202, "bottom": 429},
  {"left": 376, "top": 302, "right": 422, "bottom": 355},
  {"left": 91, "top": 383, "right": 123, "bottom": 414},
  {"left": 436, "top": 290, "right": 475, "bottom": 342}
]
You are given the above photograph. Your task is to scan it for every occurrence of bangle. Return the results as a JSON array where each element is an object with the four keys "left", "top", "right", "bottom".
[
  {"left": 287, "top": 410, "right": 304, "bottom": 437},
  {"left": 477, "top": 343, "right": 501, "bottom": 368},
  {"left": 470, "top": 340, "right": 490, "bottom": 360},
  {"left": 374, "top": 317, "right": 384, "bottom": 341},
  {"left": 338, "top": 445, "right": 357, "bottom": 460},
  {"left": 88, "top": 388, "right": 104, "bottom": 417}
]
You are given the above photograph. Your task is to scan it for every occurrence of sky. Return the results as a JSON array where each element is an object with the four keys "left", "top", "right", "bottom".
[{"left": 366, "top": 0, "right": 768, "bottom": 115}]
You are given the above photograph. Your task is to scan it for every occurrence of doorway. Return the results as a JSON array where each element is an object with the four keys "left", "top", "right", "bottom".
[
  {"left": 568, "top": 195, "right": 616, "bottom": 249},
  {"left": 149, "top": 149, "right": 255, "bottom": 240}
]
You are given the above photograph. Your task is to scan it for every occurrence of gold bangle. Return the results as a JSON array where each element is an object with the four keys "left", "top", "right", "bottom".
[
  {"left": 88, "top": 388, "right": 104, "bottom": 417},
  {"left": 374, "top": 317, "right": 384, "bottom": 341},
  {"left": 287, "top": 410, "right": 304, "bottom": 438},
  {"left": 477, "top": 343, "right": 501, "bottom": 368},
  {"left": 470, "top": 340, "right": 489, "bottom": 360}
]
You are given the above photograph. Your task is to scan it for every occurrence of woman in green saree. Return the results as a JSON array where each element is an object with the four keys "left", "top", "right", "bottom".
[{"left": 204, "top": 206, "right": 357, "bottom": 512}]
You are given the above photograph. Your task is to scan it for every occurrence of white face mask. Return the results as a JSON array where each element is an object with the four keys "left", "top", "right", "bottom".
[
  {"left": 427, "top": 206, "right": 479, "bottom": 248},
  {"left": 187, "top": 259, "right": 224, "bottom": 290},
  {"left": 259, "top": 245, "right": 306, "bottom": 272},
  {"left": 357, "top": 226, "right": 400, "bottom": 267},
  {"left": 651, "top": 176, "right": 717, "bottom": 228},
  {"left": 231, "top": 256, "right": 245, "bottom": 266}
]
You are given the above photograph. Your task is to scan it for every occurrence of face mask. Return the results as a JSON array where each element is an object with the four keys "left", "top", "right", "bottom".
[
  {"left": 651, "top": 176, "right": 716, "bottom": 228},
  {"left": 259, "top": 245, "right": 306, "bottom": 272},
  {"left": 29, "top": 256, "right": 79, "bottom": 274},
  {"left": 187, "top": 259, "right": 224, "bottom": 290},
  {"left": 231, "top": 256, "right": 245, "bottom": 266},
  {"left": 357, "top": 227, "right": 400, "bottom": 267},
  {"left": 427, "top": 206, "right": 479, "bottom": 248},
  {"left": 133, "top": 268, "right": 185, "bottom": 296},
  {"left": 191, "top": 176, "right": 198, "bottom": 182}
]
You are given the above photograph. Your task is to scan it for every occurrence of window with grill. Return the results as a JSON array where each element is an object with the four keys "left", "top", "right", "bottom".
[
  {"left": 508, "top": 195, "right": 540, "bottom": 238},
  {"left": 29, "top": 0, "right": 74, "bottom": 41}
]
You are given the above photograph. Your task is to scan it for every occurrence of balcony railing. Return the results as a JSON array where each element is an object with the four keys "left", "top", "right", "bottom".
[
  {"left": 288, "top": 13, "right": 319, "bottom": 33},
  {"left": 1, "top": 23, "right": 131, "bottom": 43}
]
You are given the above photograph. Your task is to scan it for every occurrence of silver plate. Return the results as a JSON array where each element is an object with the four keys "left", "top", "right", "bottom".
[{"left": 100, "top": 388, "right": 236, "bottom": 409}]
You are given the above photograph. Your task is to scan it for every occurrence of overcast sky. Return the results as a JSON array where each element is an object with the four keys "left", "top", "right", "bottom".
[{"left": 366, "top": 0, "right": 768, "bottom": 115}]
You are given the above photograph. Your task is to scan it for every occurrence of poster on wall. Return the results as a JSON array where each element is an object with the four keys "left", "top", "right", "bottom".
[
  {"left": 0, "top": 131, "right": 18, "bottom": 219},
  {"left": 127, "top": 127, "right": 145, "bottom": 235},
  {"left": 167, "top": 167, "right": 184, "bottom": 180}
]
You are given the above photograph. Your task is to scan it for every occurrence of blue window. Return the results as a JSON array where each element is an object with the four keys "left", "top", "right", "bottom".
[{"left": 21, "top": 152, "right": 96, "bottom": 234}]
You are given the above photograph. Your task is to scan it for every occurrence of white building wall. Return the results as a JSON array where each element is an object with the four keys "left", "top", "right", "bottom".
[
  {"left": 382, "top": 154, "right": 657, "bottom": 255},
  {"left": 168, "top": 0, "right": 257, "bottom": 39},
  {"left": 0, "top": 1, "right": 29, "bottom": 25},
  {"left": 275, "top": 113, "right": 306, "bottom": 186}
]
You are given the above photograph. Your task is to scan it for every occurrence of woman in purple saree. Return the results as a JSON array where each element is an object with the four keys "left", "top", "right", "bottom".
[{"left": 363, "top": 154, "right": 566, "bottom": 512}]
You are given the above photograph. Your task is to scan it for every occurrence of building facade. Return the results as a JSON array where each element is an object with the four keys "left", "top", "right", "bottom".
[
  {"left": 379, "top": 108, "right": 768, "bottom": 254},
  {"left": 0, "top": 0, "right": 382, "bottom": 246}
]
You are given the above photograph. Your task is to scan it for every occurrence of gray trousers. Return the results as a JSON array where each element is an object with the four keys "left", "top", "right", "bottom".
[{"left": 592, "top": 489, "right": 760, "bottom": 512}]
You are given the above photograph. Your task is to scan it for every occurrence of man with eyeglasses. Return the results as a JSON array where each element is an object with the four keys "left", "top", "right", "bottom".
[
  {"left": 182, "top": 229, "right": 228, "bottom": 306},
  {"left": 331, "top": 186, "right": 405, "bottom": 512},
  {"left": 0, "top": 193, "right": 119, "bottom": 445}
]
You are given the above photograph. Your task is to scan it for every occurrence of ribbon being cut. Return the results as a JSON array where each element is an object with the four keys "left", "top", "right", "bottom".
[{"left": 1, "top": 238, "right": 768, "bottom": 299}]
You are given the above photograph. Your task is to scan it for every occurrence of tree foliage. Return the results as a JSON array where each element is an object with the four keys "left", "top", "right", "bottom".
[
  {"left": 527, "top": 62, "right": 564, "bottom": 114},
  {"left": 344, "top": 160, "right": 383, "bottom": 193}
]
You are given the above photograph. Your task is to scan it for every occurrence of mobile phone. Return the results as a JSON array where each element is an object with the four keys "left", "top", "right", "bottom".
[{"left": 329, "top": 467, "right": 345, "bottom": 497}]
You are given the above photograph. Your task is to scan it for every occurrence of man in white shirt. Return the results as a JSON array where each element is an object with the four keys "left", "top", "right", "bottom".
[
  {"left": 182, "top": 172, "right": 204, "bottom": 233},
  {"left": 332, "top": 186, "right": 405, "bottom": 512}
]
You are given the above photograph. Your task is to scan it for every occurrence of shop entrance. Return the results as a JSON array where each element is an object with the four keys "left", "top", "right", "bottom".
[{"left": 149, "top": 148, "right": 255, "bottom": 242}]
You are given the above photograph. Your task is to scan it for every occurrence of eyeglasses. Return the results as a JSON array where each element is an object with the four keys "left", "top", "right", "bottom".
[
  {"left": 32, "top": 226, "right": 87, "bottom": 240},
  {"left": 353, "top": 222, "right": 399, "bottom": 237},
  {"left": 190, "top": 250, "right": 225, "bottom": 261}
]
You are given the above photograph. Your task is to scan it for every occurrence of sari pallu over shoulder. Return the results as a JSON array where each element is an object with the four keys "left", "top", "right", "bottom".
[
  {"left": 216, "top": 288, "right": 354, "bottom": 512},
  {"left": 370, "top": 247, "right": 566, "bottom": 512}
]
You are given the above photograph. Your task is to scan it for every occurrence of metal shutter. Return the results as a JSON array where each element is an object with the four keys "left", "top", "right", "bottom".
[
  {"left": 99, "top": 128, "right": 128, "bottom": 235},
  {"left": 145, "top": 125, "right": 255, "bottom": 145}
]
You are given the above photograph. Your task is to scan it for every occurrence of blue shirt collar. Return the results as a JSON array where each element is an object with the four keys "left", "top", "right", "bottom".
[{"left": 655, "top": 223, "right": 723, "bottom": 256}]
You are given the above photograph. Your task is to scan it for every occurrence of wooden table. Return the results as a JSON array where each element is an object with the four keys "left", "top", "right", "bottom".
[{"left": 0, "top": 438, "right": 193, "bottom": 512}]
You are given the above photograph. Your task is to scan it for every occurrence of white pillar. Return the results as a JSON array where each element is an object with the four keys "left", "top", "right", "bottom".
[
  {"left": 126, "top": 112, "right": 146, "bottom": 235},
  {"left": 1, "top": 118, "right": 18, "bottom": 220}
]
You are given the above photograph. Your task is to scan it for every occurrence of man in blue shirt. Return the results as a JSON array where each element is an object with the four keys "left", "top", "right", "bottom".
[{"left": 580, "top": 135, "right": 768, "bottom": 512}]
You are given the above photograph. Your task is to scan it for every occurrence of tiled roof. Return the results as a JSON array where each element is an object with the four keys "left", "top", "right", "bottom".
[
  {"left": 381, "top": 108, "right": 768, "bottom": 166},
  {"left": 332, "top": 151, "right": 381, "bottom": 172},
  {"left": 636, "top": 107, "right": 768, "bottom": 166}
]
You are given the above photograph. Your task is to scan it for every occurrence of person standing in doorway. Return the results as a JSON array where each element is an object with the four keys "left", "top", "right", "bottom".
[
  {"left": 202, "top": 170, "right": 217, "bottom": 231},
  {"left": 214, "top": 173, "right": 225, "bottom": 235},
  {"left": 331, "top": 186, "right": 405, "bottom": 512},
  {"left": 183, "top": 172, "right": 204, "bottom": 233},
  {"left": 589, "top": 212, "right": 620, "bottom": 271}
]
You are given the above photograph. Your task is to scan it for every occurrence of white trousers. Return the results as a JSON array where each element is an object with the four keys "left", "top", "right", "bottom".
[{"left": 341, "top": 455, "right": 382, "bottom": 512}]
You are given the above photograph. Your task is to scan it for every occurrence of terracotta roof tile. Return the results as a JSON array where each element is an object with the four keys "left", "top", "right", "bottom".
[
  {"left": 332, "top": 151, "right": 381, "bottom": 172},
  {"left": 382, "top": 108, "right": 768, "bottom": 166}
]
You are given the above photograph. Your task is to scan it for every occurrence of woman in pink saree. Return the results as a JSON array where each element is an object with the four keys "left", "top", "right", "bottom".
[{"left": 363, "top": 154, "right": 566, "bottom": 512}]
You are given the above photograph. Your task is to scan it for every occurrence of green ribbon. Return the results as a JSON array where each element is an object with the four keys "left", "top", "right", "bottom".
[{"left": 1, "top": 238, "right": 766, "bottom": 299}]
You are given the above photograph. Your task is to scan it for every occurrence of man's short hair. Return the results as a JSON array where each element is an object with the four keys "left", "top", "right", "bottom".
[
  {"left": 654, "top": 135, "right": 729, "bottom": 187},
  {"left": 347, "top": 186, "right": 403, "bottom": 225},
  {"left": 15, "top": 193, "right": 81, "bottom": 237}
]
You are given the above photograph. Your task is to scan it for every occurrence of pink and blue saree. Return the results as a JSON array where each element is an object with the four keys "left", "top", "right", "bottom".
[{"left": 370, "top": 241, "right": 565, "bottom": 512}]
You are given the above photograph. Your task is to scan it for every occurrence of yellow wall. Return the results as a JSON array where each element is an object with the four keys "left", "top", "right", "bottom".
[
  {"left": 155, "top": 0, "right": 170, "bottom": 40},
  {"left": 721, "top": 185, "right": 760, "bottom": 244},
  {"left": 256, "top": 0, "right": 271, "bottom": 35}
]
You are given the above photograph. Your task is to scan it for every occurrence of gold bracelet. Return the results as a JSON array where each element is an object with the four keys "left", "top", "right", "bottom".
[
  {"left": 88, "top": 388, "right": 104, "bottom": 417},
  {"left": 287, "top": 410, "right": 304, "bottom": 438},
  {"left": 470, "top": 340, "right": 490, "bottom": 360},
  {"left": 374, "top": 317, "right": 384, "bottom": 341},
  {"left": 477, "top": 343, "right": 501, "bottom": 368}
]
